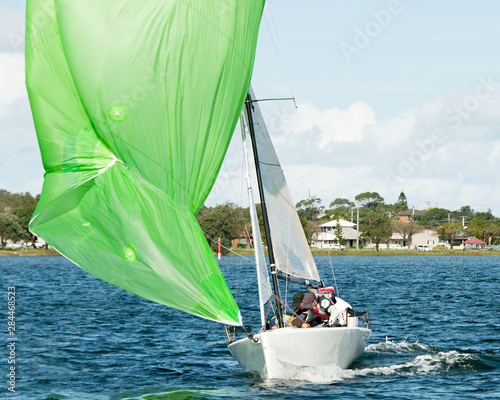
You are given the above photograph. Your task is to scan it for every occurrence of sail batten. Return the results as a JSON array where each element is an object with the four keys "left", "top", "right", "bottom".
[{"left": 26, "top": 0, "right": 266, "bottom": 325}]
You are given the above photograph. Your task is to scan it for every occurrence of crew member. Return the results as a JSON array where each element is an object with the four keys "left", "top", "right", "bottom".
[{"left": 291, "top": 291, "right": 344, "bottom": 327}]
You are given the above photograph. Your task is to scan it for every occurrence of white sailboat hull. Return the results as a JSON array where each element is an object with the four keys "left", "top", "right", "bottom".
[{"left": 228, "top": 326, "right": 371, "bottom": 379}]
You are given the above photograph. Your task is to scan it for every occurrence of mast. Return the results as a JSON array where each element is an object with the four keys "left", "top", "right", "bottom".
[
  {"left": 244, "top": 92, "right": 284, "bottom": 327},
  {"left": 240, "top": 115, "right": 271, "bottom": 328}
]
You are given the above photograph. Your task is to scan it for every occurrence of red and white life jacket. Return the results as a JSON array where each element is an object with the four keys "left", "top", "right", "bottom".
[{"left": 310, "top": 294, "right": 334, "bottom": 320}]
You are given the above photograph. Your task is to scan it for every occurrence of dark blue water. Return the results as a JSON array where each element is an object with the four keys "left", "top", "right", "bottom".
[{"left": 1, "top": 255, "right": 499, "bottom": 399}]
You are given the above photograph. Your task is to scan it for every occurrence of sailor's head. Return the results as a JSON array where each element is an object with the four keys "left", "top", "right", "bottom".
[
  {"left": 291, "top": 292, "right": 304, "bottom": 308},
  {"left": 302, "top": 293, "right": 316, "bottom": 308},
  {"left": 291, "top": 292, "right": 316, "bottom": 309}
]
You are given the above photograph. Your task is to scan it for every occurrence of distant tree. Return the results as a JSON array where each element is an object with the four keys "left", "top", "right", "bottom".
[
  {"left": 393, "top": 191, "right": 408, "bottom": 212},
  {"left": 0, "top": 189, "right": 11, "bottom": 213},
  {"left": 466, "top": 211, "right": 499, "bottom": 243},
  {"left": 472, "top": 211, "right": 494, "bottom": 221},
  {"left": 304, "top": 218, "right": 319, "bottom": 245},
  {"left": 391, "top": 220, "right": 423, "bottom": 249},
  {"left": 451, "top": 205, "right": 475, "bottom": 223},
  {"left": 197, "top": 203, "right": 247, "bottom": 254},
  {"left": 355, "top": 192, "right": 384, "bottom": 210},
  {"left": 296, "top": 197, "right": 324, "bottom": 222},
  {"left": 333, "top": 218, "right": 346, "bottom": 247},
  {"left": 11, "top": 193, "right": 39, "bottom": 247},
  {"left": 414, "top": 207, "right": 451, "bottom": 226},
  {"left": 328, "top": 198, "right": 355, "bottom": 220},
  {"left": 361, "top": 213, "right": 392, "bottom": 251},
  {"left": 329, "top": 198, "right": 354, "bottom": 209},
  {"left": 330, "top": 197, "right": 356, "bottom": 209},
  {"left": 0, "top": 214, "right": 25, "bottom": 249},
  {"left": 437, "top": 223, "right": 462, "bottom": 249}
]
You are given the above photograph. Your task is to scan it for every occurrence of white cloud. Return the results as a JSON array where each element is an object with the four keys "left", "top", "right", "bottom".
[
  {"left": 296, "top": 101, "right": 376, "bottom": 148},
  {"left": 211, "top": 91, "right": 500, "bottom": 216},
  {"left": 0, "top": 7, "right": 25, "bottom": 53},
  {"left": 0, "top": 53, "right": 26, "bottom": 115},
  {"left": 0, "top": 51, "right": 42, "bottom": 196}
]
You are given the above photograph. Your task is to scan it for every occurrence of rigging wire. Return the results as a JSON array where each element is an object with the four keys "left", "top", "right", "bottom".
[
  {"left": 222, "top": 152, "right": 242, "bottom": 207},
  {"left": 203, "top": 232, "right": 257, "bottom": 264},
  {"left": 285, "top": 275, "right": 289, "bottom": 310},
  {"left": 124, "top": 163, "right": 260, "bottom": 285},
  {"left": 263, "top": 2, "right": 318, "bottom": 199},
  {"left": 326, "top": 248, "right": 339, "bottom": 298},
  {"left": 235, "top": 250, "right": 240, "bottom": 304},
  {"left": 263, "top": 3, "right": 295, "bottom": 100}
]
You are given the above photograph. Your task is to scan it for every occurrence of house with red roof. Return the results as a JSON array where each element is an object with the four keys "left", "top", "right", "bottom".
[{"left": 463, "top": 237, "right": 486, "bottom": 250}]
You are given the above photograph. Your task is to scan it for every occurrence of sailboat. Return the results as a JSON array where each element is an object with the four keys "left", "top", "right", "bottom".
[
  {"left": 226, "top": 89, "right": 371, "bottom": 378},
  {"left": 25, "top": 1, "right": 370, "bottom": 379}
]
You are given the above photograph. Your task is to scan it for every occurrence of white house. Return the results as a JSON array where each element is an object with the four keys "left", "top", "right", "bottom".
[
  {"left": 311, "top": 219, "right": 366, "bottom": 249},
  {"left": 368, "top": 228, "right": 446, "bottom": 250}
]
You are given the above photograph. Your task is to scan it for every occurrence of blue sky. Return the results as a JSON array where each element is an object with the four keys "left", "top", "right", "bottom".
[
  {"left": 1, "top": 1, "right": 499, "bottom": 215},
  {"left": 254, "top": 1, "right": 500, "bottom": 118}
]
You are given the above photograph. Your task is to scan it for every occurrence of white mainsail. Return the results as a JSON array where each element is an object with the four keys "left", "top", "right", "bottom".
[{"left": 248, "top": 88, "right": 320, "bottom": 283}]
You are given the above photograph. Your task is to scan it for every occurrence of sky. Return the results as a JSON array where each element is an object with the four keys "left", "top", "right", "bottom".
[{"left": 1, "top": 1, "right": 499, "bottom": 215}]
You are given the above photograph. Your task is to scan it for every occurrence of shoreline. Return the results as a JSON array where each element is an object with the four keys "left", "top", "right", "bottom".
[
  {"left": 1, "top": 249, "right": 499, "bottom": 257},
  {"left": 227, "top": 249, "right": 500, "bottom": 257},
  {"left": 0, "top": 249, "right": 60, "bottom": 256}
]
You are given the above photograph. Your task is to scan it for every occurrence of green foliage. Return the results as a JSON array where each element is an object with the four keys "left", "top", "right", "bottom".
[
  {"left": 361, "top": 213, "right": 392, "bottom": 251},
  {"left": 354, "top": 192, "right": 384, "bottom": 210},
  {"left": 328, "top": 197, "right": 354, "bottom": 219},
  {"left": 11, "top": 193, "right": 39, "bottom": 243},
  {"left": 393, "top": 191, "right": 408, "bottom": 212},
  {"left": 437, "top": 222, "right": 462, "bottom": 249},
  {"left": 451, "top": 205, "right": 475, "bottom": 221},
  {"left": 333, "top": 218, "right": 346, "bottom": 246},
  {"left": 391, "top": 220, "right": 423, "bottom": 248},
  {"left": 296, "top": 197, "right": 324, "bottom": 221},
  {"left": 196, "top": 202, "right": 248, "bottom": 254},
  {"left": 0, "top": 190, "right": 39, "bottom": 247},
  {"left": 1, "top": 190, "right": 35, "bottom": 213},
  {"left": 0, "top": 214, "right": 26, "bottom": 249},
  {"left": 329, "top": 198, "right": 354, "bottom": 209},
  {"left": 414, "top": 207, "right": 451, "bottom": 226},
  {"left": 466, "top": 211, "right": 500, "bottom": 243}
]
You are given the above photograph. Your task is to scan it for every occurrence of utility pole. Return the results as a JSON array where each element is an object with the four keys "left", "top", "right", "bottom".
[{"left": 356, "top": 201, "right": 360, "bottom": 251}]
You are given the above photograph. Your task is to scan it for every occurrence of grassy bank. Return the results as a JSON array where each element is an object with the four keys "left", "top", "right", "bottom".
[
  {"left": 0, "top": 249, "right": 60, "bottom": 256},
  {"left": 311, "top": 249, "right": 500, "bottom": 256},
  {"left": 2, "top": 248, "right": 498, "bottom": 257},
  {"left": 228, "top": 248, "right": 500, "bottom": 256}
]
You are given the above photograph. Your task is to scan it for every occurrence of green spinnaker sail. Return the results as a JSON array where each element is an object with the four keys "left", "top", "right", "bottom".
[{"left": 25, "top": 0, "right": 265, "bottom": 325}]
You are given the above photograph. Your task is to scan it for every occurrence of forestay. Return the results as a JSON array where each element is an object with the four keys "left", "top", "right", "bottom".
[{"left": 25, "top": 0, "right": 265, "bottom": 325}]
